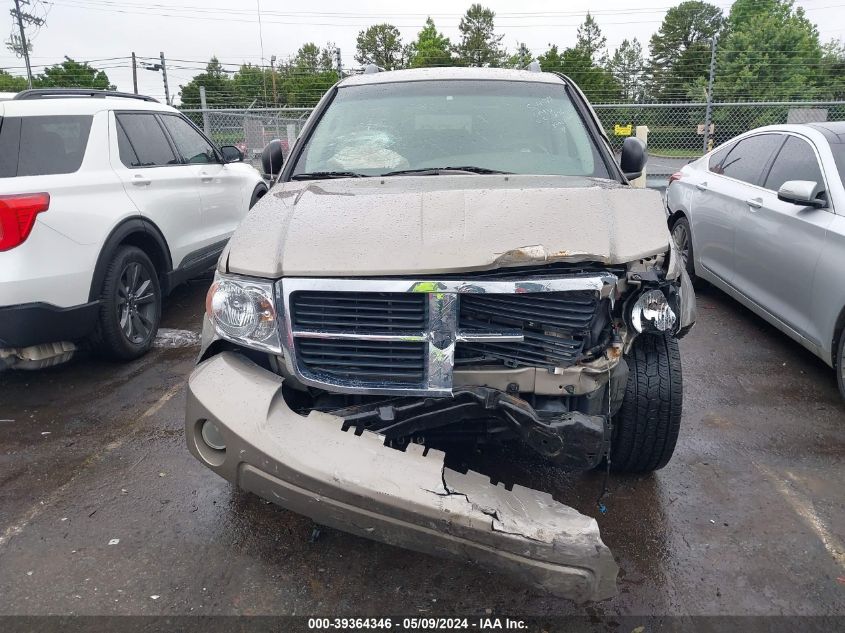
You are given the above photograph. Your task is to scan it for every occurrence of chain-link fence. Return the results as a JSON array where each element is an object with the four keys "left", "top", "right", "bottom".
[
  {"left": 181, "top": 107, "right": 312, "bottom": 168},
  {"left": 183, "top": 101, "right": 845, "bottom": 176},
  {"left": 595, "top": 101, "right": 845, "bottom": 176}
]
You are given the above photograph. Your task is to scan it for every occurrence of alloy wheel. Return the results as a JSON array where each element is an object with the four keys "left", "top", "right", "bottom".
[{"left": 116, "top": 262, "right": 157, "bottom": 345}]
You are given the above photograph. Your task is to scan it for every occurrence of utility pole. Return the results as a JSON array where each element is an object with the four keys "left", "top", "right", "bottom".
[
  {"left": 199, "top": 86, "right": 210, "bottom": 135},
  {"left": 131, "top": 52, "right": 138, "bottom": 94},
  {"left": 270, "top": 55, "right": 277, "bottom": 104},
  {"left": 10, "top": 0, "right": 44, "bottom": 89},
  {"left": 335, "top": 47, "right": 342, "bottom": 77},
  {"left": 159, "top": 51, "right": 171, "bottom": 105},
  {"left": 702, "top": 35, "right": 718, "bottom": 154}
]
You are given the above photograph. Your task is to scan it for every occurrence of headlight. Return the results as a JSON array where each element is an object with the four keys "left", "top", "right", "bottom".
[
  {"left": 206, "top": 273, "right": 281, "bottom": 352},
  {"left": 630, "top": 289, "right": 677, "bottom": 333}
]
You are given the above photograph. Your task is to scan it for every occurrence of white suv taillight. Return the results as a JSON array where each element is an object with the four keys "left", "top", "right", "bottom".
[{"left": 0, "top": 192, "right": 50, "bottom": 251}]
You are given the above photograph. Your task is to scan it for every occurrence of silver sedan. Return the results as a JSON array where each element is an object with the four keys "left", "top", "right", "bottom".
[{"left": 666, "top": 122, "right": 845, "bottom": 396}]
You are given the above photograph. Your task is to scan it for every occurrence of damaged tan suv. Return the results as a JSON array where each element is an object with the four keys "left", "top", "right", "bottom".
[{"left": 185, "top": 67, "right": 696, "bottom": 602}]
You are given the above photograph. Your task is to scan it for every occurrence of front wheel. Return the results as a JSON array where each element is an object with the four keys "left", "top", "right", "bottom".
[
  {"left": 92, "top": 246, "right": 161, "bottom": 360},
  {"left": 610, "top": 333, "right": 683, "bottom": 473},
  {"left": 670, "top": 216, "right": 696, "bottom": 282},
  {"left": 835, "top": 331, "right": 845, "bottom": 401}
]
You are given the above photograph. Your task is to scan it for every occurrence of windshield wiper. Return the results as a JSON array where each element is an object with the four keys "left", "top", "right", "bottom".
[
  {"left": 382, "top": 166, "right": 512, "bottom": 176},
  {"left": 291, "top": 171, "right": 369, "bottom": 180}
]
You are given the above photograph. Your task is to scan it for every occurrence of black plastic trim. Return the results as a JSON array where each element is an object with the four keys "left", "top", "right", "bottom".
[
  {"left": 165, "top": 239, "right": 227, "bottom": 290},
  {"left": 0, "top": 301, "right": 100, "bottom": 347},
  {"left": 88, "top": 217, "right": 173, "bottom": 301},
  {"left": 14, "top": 89, "right": 158, "bottom": 102}
]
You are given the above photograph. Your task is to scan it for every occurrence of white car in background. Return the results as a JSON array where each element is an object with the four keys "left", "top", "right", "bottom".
[{"left": 0, "top": 89, "right": 267, "bottom": 369}]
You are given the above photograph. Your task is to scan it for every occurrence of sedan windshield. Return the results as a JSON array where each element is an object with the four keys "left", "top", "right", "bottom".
[{"left": 291, "top": 80, "right": 610, "bottom": 179}]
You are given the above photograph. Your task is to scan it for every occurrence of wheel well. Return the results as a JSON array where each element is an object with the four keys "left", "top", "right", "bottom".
[
  {"left": 89, "top": 219, "right": 173, "bottom": 301},
  {"left": 667, "top": 209, "right": 686, "bottom": 228},
  {"left": 120, "top": 231, "right": 169, "bottom": 280},
  {"left": 832, "top": 305, "right": 845, "bottom": 368}
]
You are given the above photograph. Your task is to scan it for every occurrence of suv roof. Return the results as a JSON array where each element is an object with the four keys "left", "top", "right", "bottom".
[
  {"left": 339, "top": 67, "right": 566, "bottom": 87},
  {"left": 0, "top": 89, "right": 175, "bottom": 117}
]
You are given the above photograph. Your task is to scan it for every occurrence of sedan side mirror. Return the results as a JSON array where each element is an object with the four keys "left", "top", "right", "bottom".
[
  {"left": 778, "top": 180, "right": 827, "bottom": 208},
  {"left": 261, "top": 140, "right": 284, "bottom": 178},
  {"left": 620, "top": 137, "right": 647, "bottom": 181},
  {"left": 220, "top": 145, "right": 243, "bottom": 163}
]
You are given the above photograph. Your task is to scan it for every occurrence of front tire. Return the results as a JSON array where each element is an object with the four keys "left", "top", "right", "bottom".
[
  {"left": 611, "top": 333, "right": 683, "bottom": 473},
  {"left": 92, "top": 246, "right": 161, "bottom": 360},
  {"left": 836, "top": 331, "right": 845, "bottom": 401},
  {"left": 670, "top": 216, "right": 696, "bottom": 282}
]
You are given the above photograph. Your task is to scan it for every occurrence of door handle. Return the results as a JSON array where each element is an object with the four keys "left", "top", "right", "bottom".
[
  {"left": 745, "top": 198, "right": 763, "bottom": 210},
  {"left": 200, "top": 172, "right": 213, "bottom": 183},
  {"left": 695, "top": 182, "right": 708, "bottom": 191},
  {"left": 132, "top": 174, "right": 151, "bottom": 186}
]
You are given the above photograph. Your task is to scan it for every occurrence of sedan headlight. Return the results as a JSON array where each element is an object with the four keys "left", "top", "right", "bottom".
[
  {"left": 630, "top": 289, "right": 677, "bottom": 334},
  {"left": 206, "top": 273, "right": 281, "bottom": 352}
]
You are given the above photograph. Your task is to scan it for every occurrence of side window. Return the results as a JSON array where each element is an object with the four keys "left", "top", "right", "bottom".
[
  {"left": 0, "top": 115, "right": 93, "bottom": 177},
  {"left": 764, "top": 136, "right": 825, "bottom": 193},
  {"left": 708, "top": 143, "right": 733, "bottom": 174},
  {"left": 718, "top": 134, "right": 784, "bottom": 185},
  {"left": 160, "top": 115, "right": 217, "bottom": 165},
  {"left": 115, "top": 113, "right": 178, "bottom": 168}
]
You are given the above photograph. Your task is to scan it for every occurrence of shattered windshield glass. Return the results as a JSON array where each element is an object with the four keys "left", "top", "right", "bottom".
[{"left": 292, "top": 80, "right": 610, "bottom": 178}]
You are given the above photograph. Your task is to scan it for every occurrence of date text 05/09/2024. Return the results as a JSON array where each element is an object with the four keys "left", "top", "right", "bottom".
[{"left": 307, "top": 617, "right": 528, "bottom": 630}]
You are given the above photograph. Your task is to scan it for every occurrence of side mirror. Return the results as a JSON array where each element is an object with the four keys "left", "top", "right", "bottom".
[
  {"left": 620, "top": 137, "right": 647, "bottom": 181},
  {"left": 778, "top": 180, "right": 826, "bottom": 208},
  {"left": 261, "top": 140, "right": 284, "bottom": 178},
  {"left": 220, "top": 145, "right": 243, "bottom": 163}
]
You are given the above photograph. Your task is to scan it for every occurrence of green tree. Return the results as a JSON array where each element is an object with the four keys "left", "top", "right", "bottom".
[
  {"left": 294, "top": 43, "right": 321, "bottom": 72},
  {"left": 648, "top": 1, "right": 723, "bottom": 101},
  {"left": 715, "top": 0, "right": 824, "bottom": 101},
  {"left": 538, "top": 45, "right": 621, "bottom": 102},
  {"left": 408, "top": 17, "right": 454, "bottom": 67},
  {"left": 609, "top": 38, "right": 646, "bottom": 102},
  {"left": 355, "top": 24, "right": 405, "bottom": 70},
  {"left": 505, "top": 42, "right": 532, "bottom": 69},
  {"left": 576, "top": 12, "right": 607, "bottom": 64},
  {"left": 819, "top": 38, "right": 845, "bottom": 100},
  {"left": 178, "top": 57, "right": 233, "bottom": 108},
  {"left": 35, "top": 57, "right": 114, "bottom": 90},
  {"left": 456, "top": 4, "right": 505, "bottom": 67},
  {"left": 0, "top": 69, "right": 28, "bottom": 92},
  {"left": 231, "top": 63, "right": 277, "bottom": 107}
]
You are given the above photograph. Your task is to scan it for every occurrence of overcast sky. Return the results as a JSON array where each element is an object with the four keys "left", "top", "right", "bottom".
[{"left": 1, "top": 0, "right": 843, "bottom": 103}]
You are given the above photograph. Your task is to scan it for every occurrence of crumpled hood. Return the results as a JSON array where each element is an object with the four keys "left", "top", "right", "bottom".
[{"left": 225, "top": 175, "right": 671, "bottom": 277}]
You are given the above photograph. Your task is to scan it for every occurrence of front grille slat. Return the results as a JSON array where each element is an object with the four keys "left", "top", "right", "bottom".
[
  {"left": 291, "top": 291, "right": 427, "bottom": 333},
  {"left": 295, "top": 339, "right": 427, "bottom": 383}
]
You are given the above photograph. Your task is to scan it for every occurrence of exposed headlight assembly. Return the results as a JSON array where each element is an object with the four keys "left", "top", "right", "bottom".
[
  {"left": 206, "top": 273, "right": 281, "bottom": 353},
  {"left": 630, "top": 289, "right": 677, "bottom": 334}
]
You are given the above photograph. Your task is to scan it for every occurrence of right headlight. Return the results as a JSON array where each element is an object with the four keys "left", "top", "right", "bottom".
[
  {"left": 630, "top": 289, "right": 677, "bottom": 334},
  {"left": 205, "top": 273, "right": 282, "bottom": 353}
]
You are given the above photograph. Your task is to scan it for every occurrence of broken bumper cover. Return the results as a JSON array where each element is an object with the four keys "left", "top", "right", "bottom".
[{"left": 185, "top": 352, "right": 619, "bottom": 602}]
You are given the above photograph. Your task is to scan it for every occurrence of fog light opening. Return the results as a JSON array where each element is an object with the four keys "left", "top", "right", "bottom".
[{"left": 200, "top": 419, "right": 226, "bottom": 451}]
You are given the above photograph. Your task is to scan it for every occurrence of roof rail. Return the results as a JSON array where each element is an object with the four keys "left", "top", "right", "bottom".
[{"left": 13, "top": 89, "right": 159, "bottom": 103}]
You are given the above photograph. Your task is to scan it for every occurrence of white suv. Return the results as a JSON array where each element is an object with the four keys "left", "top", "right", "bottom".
[{"left": 0, "top": 89, "right": 267, "bottom": 369}]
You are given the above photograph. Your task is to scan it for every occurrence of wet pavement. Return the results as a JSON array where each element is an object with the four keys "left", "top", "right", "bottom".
[{"left": 1, "top": 277, "right": 843, "bottom": 616}]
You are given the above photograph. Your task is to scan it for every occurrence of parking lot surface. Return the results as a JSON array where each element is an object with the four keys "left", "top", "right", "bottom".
[{"left": 1, "top": 276, "right": 843, "bottom": 616}]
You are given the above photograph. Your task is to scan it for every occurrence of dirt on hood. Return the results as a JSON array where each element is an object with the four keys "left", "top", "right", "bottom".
[{"left": 224, "top": 174, "right": 671, "bottom": 277}]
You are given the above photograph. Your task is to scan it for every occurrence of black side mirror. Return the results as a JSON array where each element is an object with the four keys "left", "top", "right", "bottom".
[
  {"left": 620, "top": 137, "right": 647, "bottom": 181},
  {"left": 220, "top": 145, "right": 243, "bottom": 163},
  {"left": 261, "top": 140, "right": 284, "bottom": 178}
]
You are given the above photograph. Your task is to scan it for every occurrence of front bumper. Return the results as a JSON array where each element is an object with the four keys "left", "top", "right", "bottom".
[{"left": 186, "top": 352, "right": 618, "bottom": 602}]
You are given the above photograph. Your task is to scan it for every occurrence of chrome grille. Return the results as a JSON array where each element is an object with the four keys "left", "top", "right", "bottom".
[{"left": 280, "top": 274, "right": 617, "bottom": 396}]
